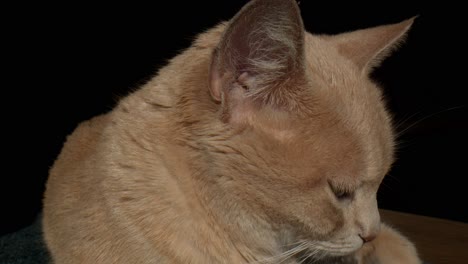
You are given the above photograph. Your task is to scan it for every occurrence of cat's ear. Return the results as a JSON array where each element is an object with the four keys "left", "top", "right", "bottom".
[
  {"left": 335, "top": 17, "right": 416, "bottom": 74},
  {"left": 210, "top": 0, "right": 306, "bottom": 122}
]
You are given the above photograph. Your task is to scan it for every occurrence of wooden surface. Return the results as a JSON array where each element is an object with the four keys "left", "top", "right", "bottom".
[{"left": 380, "top": 209, "right": 468, "bottom": 264}]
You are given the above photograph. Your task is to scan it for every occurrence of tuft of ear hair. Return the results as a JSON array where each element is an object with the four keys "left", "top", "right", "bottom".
[{"left": 210, "top": 0, "right": 307, "bottom": 122}]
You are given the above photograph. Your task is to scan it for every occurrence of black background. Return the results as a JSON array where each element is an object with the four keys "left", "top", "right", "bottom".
[{"left": 2, "top": 1, "right": 467, "bottom": 236}]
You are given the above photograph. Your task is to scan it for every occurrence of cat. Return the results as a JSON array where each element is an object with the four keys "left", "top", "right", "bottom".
[{"left": 43, "top": 0, "right": 421, "bottom": 263}]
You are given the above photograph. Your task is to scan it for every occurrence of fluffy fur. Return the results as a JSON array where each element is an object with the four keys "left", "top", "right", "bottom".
[{"left": 43, "top": 0, "right": 421, "bottom": 263}]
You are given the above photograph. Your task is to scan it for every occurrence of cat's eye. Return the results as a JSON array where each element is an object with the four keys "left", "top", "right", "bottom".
[
  {"left": 328, "top": 181, "right": 354, "bottom": 202},
  {"left": 333, "top": 189, "right": 353, "bottom": 201}
]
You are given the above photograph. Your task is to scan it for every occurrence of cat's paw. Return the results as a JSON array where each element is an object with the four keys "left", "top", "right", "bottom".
[{"left": 355, "top": 224, "right": 421, "bottom": 264}]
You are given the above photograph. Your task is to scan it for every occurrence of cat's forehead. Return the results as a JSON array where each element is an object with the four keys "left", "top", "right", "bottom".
[
  {"left": 302, "top": 32, "right": 394, "bottom": 153},
  {"left": 304, "top": 33, "right": 361, "bottom": 87}
]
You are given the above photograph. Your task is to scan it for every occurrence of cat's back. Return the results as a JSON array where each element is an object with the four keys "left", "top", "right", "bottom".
[
  {"left": 42, "top": 23, "right": 229, "bottom": 263},
  {"left": 53, "top": 114, "right": 110, "bottom": 170},
  {"left": 42, "top": 114, "right": 123, "bottom": 262},
  {"left": 43, "top": 110, "right": 177, "bottom": 263},
  {"left": 44, "top": 114, "right": 110, "bottom": 207},
  {"left": 43, "top": 21, "right": 226, "bottom": 219}
]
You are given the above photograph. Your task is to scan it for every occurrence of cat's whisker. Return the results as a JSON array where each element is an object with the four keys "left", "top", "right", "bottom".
[
  {"left": 395, "top": 105, "right": 466, "bottom": 140},
  {"left": 379, "top": 180, "right": 394, "bottom": 192},
  {"left": 278, "top": 240, "right": 307, "bottom": 248},
  {"left": 385, "top": 172, "right": 400, "bottom": 183},
  {"left": 380, "top": 172, "right": 400, "bottom": 191},
  {"left": 393, "top": 110, "right": 423, "bottom": 132},
  {"left": 297, "top": 245, "right": 323, "bottom": 264},
  {"left": 249, "top": 241, "right": 309, "bottom": 264},
  {"left": 274, "top": 242, "right": 309, "bottom": 264},
  {"left": 292, "top": 241, "right": 316, "bottom": 264}
]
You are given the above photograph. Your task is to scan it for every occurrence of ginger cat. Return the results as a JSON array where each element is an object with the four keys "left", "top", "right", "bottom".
[{"left": 43, "top": 0, "right": 421, "bottom": 263}]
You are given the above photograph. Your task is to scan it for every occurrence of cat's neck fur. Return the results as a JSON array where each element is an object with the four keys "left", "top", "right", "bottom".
[{"left": 109, "top": 24, "right": 285, "bottom": 262}]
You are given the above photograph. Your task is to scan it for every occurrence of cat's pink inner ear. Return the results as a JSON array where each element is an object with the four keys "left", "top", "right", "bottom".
[
  {"left": 335, "top": 17, "right": 416, "bottom": 73},
  {"left": 209, "top": 0, "right": 306, "bottom": 108}
]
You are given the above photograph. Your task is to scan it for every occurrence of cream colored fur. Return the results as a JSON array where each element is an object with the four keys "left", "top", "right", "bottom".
[{"left": 43, "top": 0, "right": 421, "bottom": 263}]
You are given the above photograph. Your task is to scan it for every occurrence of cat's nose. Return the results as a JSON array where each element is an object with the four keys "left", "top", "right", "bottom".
[
  {"left": 358, "top": 220, "right": 380, "bottom": 243},
  {"left": 359, "top": 233, "right": 377, "bottom": 243},
  {"left": 356, "top": 197, "right": 380, "bottom": 243}
]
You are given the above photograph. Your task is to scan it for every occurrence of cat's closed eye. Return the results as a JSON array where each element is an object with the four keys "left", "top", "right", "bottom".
[{"left": 328, "top": 181, "right": 354, "bottom": 202}]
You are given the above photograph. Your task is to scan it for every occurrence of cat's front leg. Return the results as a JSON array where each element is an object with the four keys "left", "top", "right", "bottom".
[{"left": 355, "top": 224, "right": 421, "bottom": 264}]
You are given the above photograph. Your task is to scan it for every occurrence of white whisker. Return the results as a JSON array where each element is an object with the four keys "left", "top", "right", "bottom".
[
  {"left": 249, "top": 241, "right": 309, "bottom": 264},
  {"left": 395, "top": 105, "right": 466, "bottom": 139}
]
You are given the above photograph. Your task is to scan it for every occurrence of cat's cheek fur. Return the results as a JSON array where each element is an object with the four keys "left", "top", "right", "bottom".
[{"left": 355, "top": 224, "right": 421, "bottom": 264}]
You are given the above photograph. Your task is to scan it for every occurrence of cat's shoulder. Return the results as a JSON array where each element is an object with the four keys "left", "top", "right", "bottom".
[{"left": 57, "top": 114, "right": 111, "bottom": 163}]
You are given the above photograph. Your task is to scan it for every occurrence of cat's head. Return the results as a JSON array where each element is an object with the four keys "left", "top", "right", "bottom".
[{"left": 206, "top": 0, "right": 413, "bottom": 259}]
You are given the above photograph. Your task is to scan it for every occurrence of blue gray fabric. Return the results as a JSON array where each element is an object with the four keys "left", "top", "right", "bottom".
[{"left": 0, "top": 216, "right": 50, "bottom": 264}]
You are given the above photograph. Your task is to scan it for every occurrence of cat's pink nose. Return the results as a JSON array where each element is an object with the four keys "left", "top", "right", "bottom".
[{"left": 359, "top": 233, "right": 377, "bottom": 243}]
